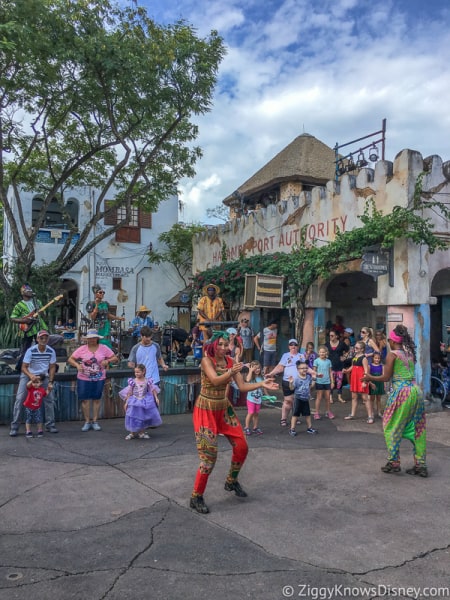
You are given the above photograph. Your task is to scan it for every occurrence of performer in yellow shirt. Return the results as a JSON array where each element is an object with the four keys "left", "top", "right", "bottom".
[{"left": 197, "top": 283, "right": 225, "bottom": 341}]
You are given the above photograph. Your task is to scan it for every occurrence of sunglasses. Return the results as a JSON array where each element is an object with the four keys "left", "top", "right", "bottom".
[
  {"left": 241, "top": 319, "right": 249, "bottom": 322},
  {"left": 97, "top": 291, "right": 105, "bottom": 294},
  {"left": 289, "top": 343, "right": 298, "bottom": 346}
]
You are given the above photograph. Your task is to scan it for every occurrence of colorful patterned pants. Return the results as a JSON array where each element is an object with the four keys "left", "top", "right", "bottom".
[
  {"left": 192, "top": 403, "right": 248, "bottom": 497},
  {"left": 383, "top": 385, "right": 426, "bottom": 467}
]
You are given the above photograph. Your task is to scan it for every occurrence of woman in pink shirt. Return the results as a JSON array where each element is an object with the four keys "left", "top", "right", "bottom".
[{"left": 67, "top": 329, "right": 118, "bottom": 432}]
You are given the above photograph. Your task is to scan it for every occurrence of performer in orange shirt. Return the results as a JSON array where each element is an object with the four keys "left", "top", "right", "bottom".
[{"left": 197, "top": 283, "right": 225, "bottom": 341}]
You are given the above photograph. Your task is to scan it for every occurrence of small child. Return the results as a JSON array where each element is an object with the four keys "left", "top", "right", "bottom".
[
  {"left": 288, "top": 361, "right": 318, "bottom": 436},
  {"left": 23, "top": 374, "right": 46, "bottom": 438},
  {"left": 343, "top": 341, "right": 372, "bottom": 422},
  {"left": 369, "top": 351, "right": 385, "bottom": 418},
  {"left": 244, "top": 360, "right": 264, "bottom": 435},
  {"left": 119, "top": 364, "right": 162, "bottom": 440},
  {"left": 313, "top": 345, "right": 334, "bottom": 420}
]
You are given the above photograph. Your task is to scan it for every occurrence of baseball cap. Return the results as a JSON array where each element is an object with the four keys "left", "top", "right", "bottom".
[
  {"left": 37, "top": 330, "right": 49, "bottom": 337},
  {"left": 289, "top": 338, "right": 299, "bottom": 345},
  {"left": 344, "top": 328, "right": 353, "bottom": 334},
  {"left": 226, "top": 327, "right": 238, "bottom": 335}
]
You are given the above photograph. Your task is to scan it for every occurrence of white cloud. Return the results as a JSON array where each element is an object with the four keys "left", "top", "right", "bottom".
[{"left": 141, "top": 0, "right": 450, "bottom": 222}]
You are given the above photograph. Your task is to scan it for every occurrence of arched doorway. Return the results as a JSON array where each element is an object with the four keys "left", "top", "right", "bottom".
[
  {"left": 325, "top": 272, "right": 385, "bottom": 334},
  {"left": 430, "top": 268, "right": 450, "bottom": 363}
]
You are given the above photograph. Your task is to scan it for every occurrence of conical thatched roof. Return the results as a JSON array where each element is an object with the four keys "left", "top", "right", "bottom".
[{"left": 224, "top": 133, "right": 335, "bottom": 203}]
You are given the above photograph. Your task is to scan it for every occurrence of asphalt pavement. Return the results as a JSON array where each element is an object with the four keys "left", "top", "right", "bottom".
[{"left": 1, "top": 397, "right": 450, "bottom": 600}]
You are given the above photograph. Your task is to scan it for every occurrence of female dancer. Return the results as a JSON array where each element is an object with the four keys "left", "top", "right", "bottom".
[
  {"left": 362, "top": 325, "right": 427, "bottom": 477},
  {"left": 190, "top": 331, "right": 279, "bottom": 514}
]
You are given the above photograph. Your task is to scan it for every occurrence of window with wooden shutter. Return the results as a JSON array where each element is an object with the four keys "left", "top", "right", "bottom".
[
  {"left": 104, "top": 200, "right": 117, "bottom": 226},
  {"left": 103, "top": 200, "right": 151, "bottom": 244}
]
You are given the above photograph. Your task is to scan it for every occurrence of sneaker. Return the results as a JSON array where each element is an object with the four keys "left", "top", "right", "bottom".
[
  {"left": 325, "top": 411, "right": 335, "bottom": 419},
  {"left": 26, "top": 431, "right": 33, "bottom": 438},
  {"left": 252, "top": 428, "right": 263, "bottom": 435},
  {"left": 190, "top": 495, "right": 210, "bottom": 514},
  {"left": 91, "top": 422, "right": 102, "bottom": 431},
  {"left": 224, "top": 480, "right": 248, "bottom": 497},
  {"left": 81, "top": 422, "right": 92, "bottom": 432},
  {"left": 289, "top": 429, "right": 297, "bottom": 437},
  {"left": 244, "top": 427, "right": 252, "bottom": 436},
  {"left": 9, "top": 429, "right": 18, "bottom": 437},
  {"left": 46, "top": 425, "right": 59, "bottom": 433},
  {"left": 405, "top": 465, "right": 428, "bottom": 478},
  {"left": 313, "top": 413, "right": 321, "bottom": 420},
  {"left": 306, "top": 428, "right": 318, "bottom": 434},
  {"left": 37, "top": 430, "right": 44, "bottom": 437},
  {"left": 138, "top": 432, "right": 150, "bottom": 439}
]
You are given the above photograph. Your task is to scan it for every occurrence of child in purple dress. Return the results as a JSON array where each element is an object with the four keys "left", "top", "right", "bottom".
[{"left": 119, "top": 364, "right": 162, "bottom": 439}]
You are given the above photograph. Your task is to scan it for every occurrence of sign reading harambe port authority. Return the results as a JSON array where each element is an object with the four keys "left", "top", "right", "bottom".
[{"left": 244, "top": 274, "right": 285, "bottom": 308}]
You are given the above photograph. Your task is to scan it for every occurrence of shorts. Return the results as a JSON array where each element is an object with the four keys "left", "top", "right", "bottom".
[
  {"left": 247, "top": 401, "right": 261, "bottom": 414},
  {"left": 77, "top": 379, "right": 105, "bottom": 401},
  {"left": 282, "top": 380, "right": 294, "bottom": 397},
  {"left": 262, "top": 351, "right": 277, "bottom": 368},
  {"left": 315, "top": 383, "right": 331, "bottom": 391},
  {"left": 292, "top": 398, "right": 311, "bottom": 417},
  {"left": 25, "top": 407, "right": 43, "bottom": 424}
]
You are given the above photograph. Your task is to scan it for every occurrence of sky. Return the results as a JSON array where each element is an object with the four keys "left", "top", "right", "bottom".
[{"left": 138, "top": 0, "right": 450, "bottom": 224}]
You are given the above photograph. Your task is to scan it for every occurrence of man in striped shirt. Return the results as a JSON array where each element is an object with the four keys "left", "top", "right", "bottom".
[{"left": 9, "top": 330, "right": 58, "bottom": 437}]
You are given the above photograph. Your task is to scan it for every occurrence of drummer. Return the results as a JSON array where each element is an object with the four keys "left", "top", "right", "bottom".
[{"left": 130, "top": 305, "right": 154, "bottom": 339}]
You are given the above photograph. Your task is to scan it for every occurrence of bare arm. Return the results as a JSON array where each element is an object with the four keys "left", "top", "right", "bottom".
[{"left": 363, "top": 353, "right": 395, "bottom": 382}]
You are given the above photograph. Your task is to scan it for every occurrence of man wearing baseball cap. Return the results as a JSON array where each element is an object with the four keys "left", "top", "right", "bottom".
[{"left": 9, "top": 330, "right": 58, "bottom": 437}]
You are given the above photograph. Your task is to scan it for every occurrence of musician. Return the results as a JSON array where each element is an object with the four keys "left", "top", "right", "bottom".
[
  {"left": 87, "top": 286, "right": 125, "bottom": 349},
  {"left": 10, "top": 284, "right": 49, "bottom": 371},
  {"left": 197, "top": 283, "right": 225, "bottom": 341},
  {"left": 130, "top": 305, "right": 154, "bottom": 339}
]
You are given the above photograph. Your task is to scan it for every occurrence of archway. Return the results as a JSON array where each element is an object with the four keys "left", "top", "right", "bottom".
[{"left": 325, "top": 272, "right": 384, "bottom": 334}]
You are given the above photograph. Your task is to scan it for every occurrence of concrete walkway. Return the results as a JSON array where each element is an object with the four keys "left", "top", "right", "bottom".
[{"left": 1, "top": 400, "right": 449, "bottom": 600}]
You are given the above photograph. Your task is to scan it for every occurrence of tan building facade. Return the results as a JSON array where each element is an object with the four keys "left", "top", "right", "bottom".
[{"left": 193, "top": 137, "right": 450, "bottom": 397}]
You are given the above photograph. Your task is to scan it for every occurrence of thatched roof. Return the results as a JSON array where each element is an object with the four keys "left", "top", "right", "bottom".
[
  {"left": 224, "top": 133, "right": 335, "bottom": 204},
  {"left": 166, "top": 289, "right": 191, "bottom": 307}
]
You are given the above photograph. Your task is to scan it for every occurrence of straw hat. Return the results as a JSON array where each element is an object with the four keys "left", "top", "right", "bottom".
[
  {"left": 202, "top": 283, "right": 220, "bottom": 295},
  {"left": 82, "top": 329, "right": 104, "bottom": 339},
  {"left": 136, "top": 305, "right": 151, "bottom": 313}
]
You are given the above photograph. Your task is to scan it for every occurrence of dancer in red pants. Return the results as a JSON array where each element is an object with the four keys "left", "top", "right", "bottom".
[{"left": 190, "top": 331, "right": 279, "bottom": 514}]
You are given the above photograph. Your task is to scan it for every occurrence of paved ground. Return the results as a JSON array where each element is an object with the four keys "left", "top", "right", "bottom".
[{"left": 1, "top": 397, "right": 449, "bottom": 600}]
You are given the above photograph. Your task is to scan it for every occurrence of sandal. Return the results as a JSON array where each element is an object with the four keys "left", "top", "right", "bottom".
[
  {"left": 367, "top": 417, "right": 375, "bottom": 424},
  {"left": 405, "top": 465, "right": 428, "bottom": 478},
  {"left": 338, "top": 396, "right": 346, "bottom": 403},
  {"left": 344, "top": 414, "right": 355, "bottom": 420},
  {"left": 280, "top": 419, "right": 287, "bottom": 427},
  {"left": 381, "top": 461, "right": 401, "bottom": 473},
  {"left": 125, "top": 433, "right": 137, "bottom": 440},
  {"left": 138, "top": 432, "right": 150, "bottom": 439}
]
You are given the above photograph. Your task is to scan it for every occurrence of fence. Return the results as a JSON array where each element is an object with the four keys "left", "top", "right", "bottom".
[{"left": 0, "top": 367, "right": 200, "bottom": 425}]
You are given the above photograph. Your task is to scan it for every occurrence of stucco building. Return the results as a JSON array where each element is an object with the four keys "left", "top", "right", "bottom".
[
  {"left": 3, "top": 187, "right": 184, "bottom": 331},
  {"left": 192, "top": 134, "right": 450, "bottom": 395}
]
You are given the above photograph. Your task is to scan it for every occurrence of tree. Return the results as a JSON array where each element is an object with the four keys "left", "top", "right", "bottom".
[
  {"left": 0, "top": 0, "right": 225, "bottom": 296},
  {"left": 147, "top": 222, "right": 206, "bottom": 287},
  {"left": 193, "top": 192, "right": 450, "bottom": 345},
  {"left": 206, "top": 204, "right": 230, "bottom": 223}
]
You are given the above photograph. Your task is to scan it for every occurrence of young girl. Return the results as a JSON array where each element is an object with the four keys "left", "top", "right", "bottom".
[
  {"left": 244, "top": 360, "right": 264, "bottom": 435},
  {"left": 369, "top": 351, "right": 385, "bottom": 418},
  {"left": 119, "top": 364, "right": 162, "bottom": 440},
  {"left": 23, "top": 375, "right": 46, "bottom": 438},
  {"left": 313, "top": 345, "right": 334, "bottom": 420},
  {"left": 343, "top": 341, "right": 373, "bottom": 423}
]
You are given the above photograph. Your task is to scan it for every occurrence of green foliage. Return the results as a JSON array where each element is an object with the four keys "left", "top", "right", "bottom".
[
  {"left": 0, "top": 0, "right": 225, "bottom": 292},
  {"left": 147, "top": 222, "right": 206, "bottom": 286}
]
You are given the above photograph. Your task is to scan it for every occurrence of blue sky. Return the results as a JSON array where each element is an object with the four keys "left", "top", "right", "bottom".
[{"left": 137, "top": 0, "right": 450, "bottom": 223}]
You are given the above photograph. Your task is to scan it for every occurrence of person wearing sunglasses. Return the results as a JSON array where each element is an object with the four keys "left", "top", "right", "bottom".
[{"left": 88, "top": 285, "right": 125, "bottom": 348}]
